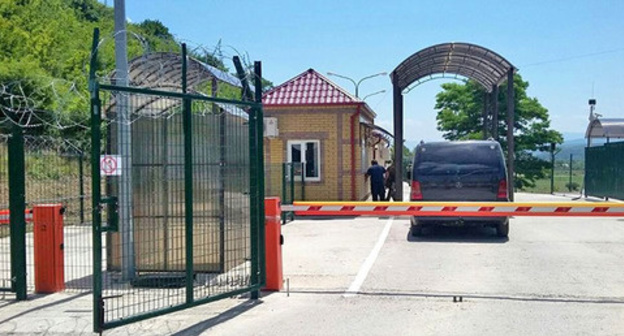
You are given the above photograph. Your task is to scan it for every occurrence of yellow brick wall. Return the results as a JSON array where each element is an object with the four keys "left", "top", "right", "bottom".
[{"left": 264, "top": 105, "right": 375, "bottom": 201}]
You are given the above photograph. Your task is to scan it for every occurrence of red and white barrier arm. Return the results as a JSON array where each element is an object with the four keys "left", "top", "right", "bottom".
[
  {"left": 0, "top": 209, "right": 34, "bottom": 225},
  {"left": 281, "top": 202, "right": 624, "bottom": 217}
]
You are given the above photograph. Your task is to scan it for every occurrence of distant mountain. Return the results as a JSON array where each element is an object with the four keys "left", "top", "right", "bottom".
[
  {"left": 534, "top": 137, "right": 609, "bottom": 161},
  {"left": 406, "top": 133, "right": 615, "bottom": 162}
]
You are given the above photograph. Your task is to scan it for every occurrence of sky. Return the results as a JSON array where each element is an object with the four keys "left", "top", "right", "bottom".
[{"left": 114, "top": 0, "right": 624, "bottom": 146}]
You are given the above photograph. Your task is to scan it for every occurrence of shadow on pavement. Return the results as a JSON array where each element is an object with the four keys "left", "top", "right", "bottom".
[
  {"left": 170, "top": 298, "right": 262, "bottom": 336},
  {"left": 406, "top": 226, "right": 509, "bottom": 244},
  {"left": 0, "top": 291, "right": 90, "bottom": 325}
]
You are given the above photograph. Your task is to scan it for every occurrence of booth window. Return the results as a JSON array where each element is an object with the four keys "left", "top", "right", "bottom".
[{"left": 287, "top": 140, "right": 321, "bottom": 181}]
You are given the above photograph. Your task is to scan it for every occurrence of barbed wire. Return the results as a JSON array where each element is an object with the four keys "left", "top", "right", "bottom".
[{"left": 1, "top": 30, "right": 261, "bottom": 131}]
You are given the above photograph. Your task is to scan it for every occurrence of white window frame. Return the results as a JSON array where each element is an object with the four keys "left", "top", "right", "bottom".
[{"left": 287, "top": 140, "right": 321, "bottom": 182}]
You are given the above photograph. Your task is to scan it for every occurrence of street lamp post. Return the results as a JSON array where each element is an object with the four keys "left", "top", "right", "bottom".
[
  {"left": 362, "top": 90, "right": 386, "bottom": 101},
  {"left": 327, "top": 71, "right": 387, "bottom": 98}
]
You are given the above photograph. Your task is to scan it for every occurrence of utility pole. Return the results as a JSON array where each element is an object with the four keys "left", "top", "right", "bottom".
[{"left": 114, "top": 0, "right": 135, "bottom": 281}]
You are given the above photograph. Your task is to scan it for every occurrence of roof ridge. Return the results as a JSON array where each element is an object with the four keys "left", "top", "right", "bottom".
[
  {"left": 262, "top": 68, "right": 315, "bottom": 99},
  {"left": 263, "top": 68, "right": 363, "bottom": 106}
]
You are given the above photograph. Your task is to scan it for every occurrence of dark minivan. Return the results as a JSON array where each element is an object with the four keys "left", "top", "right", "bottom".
[{"left": 409, "top": 140, "right": 510, "bottom": 237}]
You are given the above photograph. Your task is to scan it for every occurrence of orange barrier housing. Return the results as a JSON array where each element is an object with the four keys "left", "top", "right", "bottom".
[
  {"left": 264, "top": 197, "right": 283, "bottom": 291},
  {"left": 33, "top": 204, "right": 65, "bottom": 293}
]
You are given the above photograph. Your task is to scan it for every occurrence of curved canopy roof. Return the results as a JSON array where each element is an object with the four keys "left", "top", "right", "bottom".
[
  {"left": 105, "top": 52, "right": 248, "bottom": 118},
  {"left": 586, "top": 118, "right": 624, "bottom": 139},
  {"left": 119, "top": 52, "right": 243, "bottom": 89},
  {"left": 391, "top": 42, "right": 515, "bottom": 92},
  {"left": 361, "top": 122, "right": 393, "bottom": 146}
]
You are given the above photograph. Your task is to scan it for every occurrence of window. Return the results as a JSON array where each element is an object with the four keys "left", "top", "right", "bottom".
[{"left": 287, "top": 140, "right": 321, "bottom": 181}]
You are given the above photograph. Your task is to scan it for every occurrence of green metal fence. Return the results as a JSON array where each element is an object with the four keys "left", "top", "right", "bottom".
[
  {"left": 0, "top": 135, "right": 10, "bottom": 291},
  {"left": 586, "top": 142, "right": 624, "bottom": 200},
  {"left": 0, "top": 134, "right": 92, "bottom": 295},
  {"left": 90, "top": 40, "right": 264, "bottom": 331},
  {"left": 283, "top": 162, "right": 305, "bottom": 223},
  {"left": 23, "top": 136, "right": 92, "bottom": 291}
]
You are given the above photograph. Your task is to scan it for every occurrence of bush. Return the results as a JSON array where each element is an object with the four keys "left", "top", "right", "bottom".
[{"left": 566, "top": 182, "right": 580, "bottom": 191}]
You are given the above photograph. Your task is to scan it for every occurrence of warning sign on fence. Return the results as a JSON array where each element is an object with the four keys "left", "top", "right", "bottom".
[{"left": 100, "top": 155, "right": 122, "bottom": 176}]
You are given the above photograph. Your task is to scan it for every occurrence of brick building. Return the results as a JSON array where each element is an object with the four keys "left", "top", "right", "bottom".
[{"left": 262, "top": 69, "right": 391, "bottom": 201}]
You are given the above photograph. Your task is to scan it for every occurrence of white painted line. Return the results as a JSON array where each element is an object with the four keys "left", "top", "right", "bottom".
[{"left": 344, "top": 217, "right": 393, "bottom": 298}]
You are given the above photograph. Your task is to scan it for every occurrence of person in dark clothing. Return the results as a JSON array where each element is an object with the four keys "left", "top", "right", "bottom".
[
  {"left": 385, "top": 162, "right": 396, "bottom": 201},
  {"left": 365, "top": 160, "right": 386, "bottom": 201}
]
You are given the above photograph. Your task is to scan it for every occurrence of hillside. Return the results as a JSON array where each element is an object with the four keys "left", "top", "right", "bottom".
[{"left": 0, "top": 0, "right": 225, "bottom": 138}]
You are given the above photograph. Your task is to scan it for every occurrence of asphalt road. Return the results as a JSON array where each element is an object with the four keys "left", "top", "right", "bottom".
[
  {"left": 204, "top": 192, "right": 624, "bottom": 336},
  {"left": 1, "top": 192, "right": 624, "bottom": 335}
]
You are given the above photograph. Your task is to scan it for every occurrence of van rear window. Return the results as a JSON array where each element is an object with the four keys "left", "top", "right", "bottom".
[{"left": 416, "top": 144, "right": 501, "bottom": 176}]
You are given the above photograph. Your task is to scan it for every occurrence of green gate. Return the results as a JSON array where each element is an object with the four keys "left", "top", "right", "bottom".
[
  {"left": 89, "top": 30, "right": 264, "bottom": 332},
  {"left": 585, "top": 141, "right": 624, "bottom": 200}
]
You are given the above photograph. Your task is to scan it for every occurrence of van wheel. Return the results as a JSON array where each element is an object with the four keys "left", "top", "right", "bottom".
[{"left": 496, "top": 219, "right": 509, "bottom": 238}]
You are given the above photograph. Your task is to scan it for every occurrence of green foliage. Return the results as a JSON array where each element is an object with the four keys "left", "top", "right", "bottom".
[
  {"left": 435, "top": 74, "right": 563, "bottom": 189},
  {"left": 390, "top": 143, "right": 412, "bottom": 161},
  {"left": 0, "top": 0, "right": 261, "bottom": 142},
  {"left": 566, "top": 181, "right": 580, "bottom": 191}
]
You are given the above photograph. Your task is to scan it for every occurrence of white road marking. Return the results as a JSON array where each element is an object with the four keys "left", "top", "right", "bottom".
[{"left": 344, "top": 217, "right": 393, "bottom": 298}]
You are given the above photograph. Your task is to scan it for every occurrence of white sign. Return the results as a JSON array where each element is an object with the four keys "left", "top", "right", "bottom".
[
  {"left": 100, "top": 155, "right": 122, "bottom": 176},
  {"left": 263, "top": 117, "right": 279, "bottom": 137}
]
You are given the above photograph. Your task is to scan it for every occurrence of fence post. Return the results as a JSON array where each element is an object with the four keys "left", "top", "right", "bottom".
[
  {"left": 8, "top": 123, "right": 27, "bottom": 300},
  {"left": 301, "top": 162, "right": 305, "bottom": 201},
  {"left": 181, "top": 44, "right": 194, "bottom": 305},
  {"left": 233, "top": 55, "right": 260, "bottom": 299},
  {"left": 290, "top": 163, "right": 295, "bottom": 202},
  {"left": 254, "top": 61, "right": 266, "bottom": 288},
  {"left": 550, "top": 143, "right": 555, "bottom": 194},
  {"left": 89, "top": 27, "right": 104, "bottom": 334},
  {"left": 569, "top": 154, "right": 573, "bottom": 192}
]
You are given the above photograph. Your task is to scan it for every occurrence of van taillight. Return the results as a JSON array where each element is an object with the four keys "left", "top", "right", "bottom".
[
  {"left": 497, "top": 179, "right": 508, "bottom": 199},
  {"left": 411, "top": 181, "right": 423, "bottom": 200}
]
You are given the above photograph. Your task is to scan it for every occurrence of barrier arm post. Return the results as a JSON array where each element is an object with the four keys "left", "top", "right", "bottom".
[{"left": 263, "top": 197, "right": 283, "bottom": 291}]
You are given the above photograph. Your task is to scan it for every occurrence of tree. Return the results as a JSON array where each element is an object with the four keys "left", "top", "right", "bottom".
[{"left": 435, "top": 74, "right": 563, "bottom": 189}]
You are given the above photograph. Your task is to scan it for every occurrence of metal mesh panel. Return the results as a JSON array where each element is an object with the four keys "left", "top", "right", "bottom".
[
  {"left": 281, "top": 162, "right": 305, "bottom": 204},
  {"left": 586, "top": 142, "right": 624, "bottom": 199},
  {"left": 0, "top": 135, "right": 91, "bottom": 292},
  {"left": 22, "top": 136, "right": 92, "bottom": 291},
  {"left": 190, "top": 101, "right": 251, "bottom": 301},
  {"left": 0, "top": 135, "right": 10, "bottom": 290},
  {"left": 97, "top": 89, "right": 254, "bottom": 325}
]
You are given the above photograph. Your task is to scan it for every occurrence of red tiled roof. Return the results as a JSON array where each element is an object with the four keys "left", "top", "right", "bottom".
[{"left": 263, "top": 69, "right": 361, "bottom": 106}]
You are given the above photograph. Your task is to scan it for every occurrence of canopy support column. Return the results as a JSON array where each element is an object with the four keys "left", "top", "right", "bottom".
[
  {"left": 506, "top": 69, "right": 515, "bottom": 201},
  {"left": 393, "top": 80, "right": 404, "bottom": 201}
]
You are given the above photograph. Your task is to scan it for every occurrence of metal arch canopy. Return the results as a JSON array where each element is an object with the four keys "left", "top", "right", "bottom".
[
  {"left": 391, "top": 42, "right": 517, "bottom": 202},
  {"left": 586, "top": 118, "right": 624, "bottom": 139},
  {"left": 392, "top": 42, "right": 516, "bottom": 92}
]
